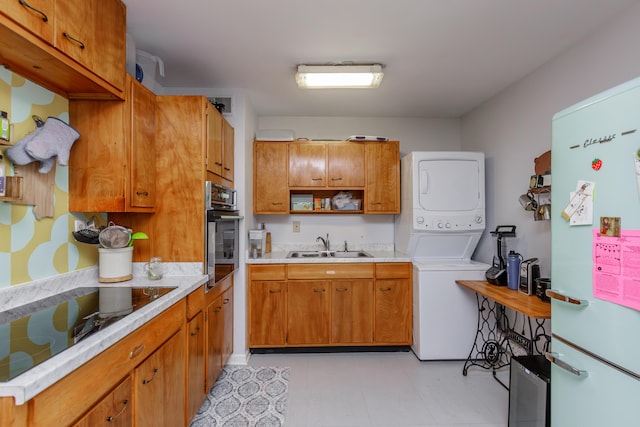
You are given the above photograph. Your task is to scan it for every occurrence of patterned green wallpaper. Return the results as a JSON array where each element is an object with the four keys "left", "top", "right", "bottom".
[{"left": 0, "top": 69, "right": 99, "bottom": 288}]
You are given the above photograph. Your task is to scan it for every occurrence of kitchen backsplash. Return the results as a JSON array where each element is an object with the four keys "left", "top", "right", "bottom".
[{"left": 0, "top": 69, "right": 99, "bottom": 288}]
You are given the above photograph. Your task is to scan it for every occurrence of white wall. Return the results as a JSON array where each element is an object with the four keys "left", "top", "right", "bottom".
[{"left": 461, "top": 3, "right": 640, "bottom": 277}]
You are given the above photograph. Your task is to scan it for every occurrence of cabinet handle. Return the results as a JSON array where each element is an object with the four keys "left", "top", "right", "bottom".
[
  {"left": 313, "top": 288, "right": 326, "bottom": 293},
  {"left": 142, "top": 368, "right": 159, "bottom": 384},
  {"left": 106, "top": 399, "right": 129, "bottom": 422},
  {"left": 18, "top": 0, "right": 48, "bottom": 22},
  {"left": 190, "top": 326, "right": 201, "bottom": 336},
  {"left": 546, "top": 289, "right": 589, "bottom": 307},
  {"left": 215, "top": 162, "right": 223, "bottom": 166},
  {"left": 223, "top": 298, "right": 230, "bottom": 304},
  {"left": 545, "top": 352, "right": 589, "bottom": 378},
  {"left": 311, "top": 178, "right": 323, "bottom": 181},
  {"left": 129, "top": 343, "right": 145, "bottom": 359},
  {"left": 224, "top": 167, "right": 231, "bottom": 171},
  {"left": 325, "top": 270, "right": 336, "bottom": 275},
  {"left": 331, "top": 177, "right": 342, "bottom": 181},
  {"left": 136, "top": 191, "right": 149, "bottom": 196},
  {"left": 370, "top": 202, "right": 382, "bottom": 205},
  {"left": 336, "top": 287, "right": 348, "bottom": 292},
  {"left": 214, "top": 306, "right": 222, "bottom": 313},
  {"left": 379, "top": 287, "right": 392, "bottom": 292},
  {"left": 269, "top": 289, "right": 281, "bottom": 293},
  {"left": 271, "top": 202, "right": 283, "bottom": 205},
  {"left": 62, "top": 32, "right": 85, "bottom": 49}
]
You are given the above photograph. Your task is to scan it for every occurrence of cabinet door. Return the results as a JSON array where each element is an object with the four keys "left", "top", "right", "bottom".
[
  {"left": 222, "top": 119, "right": 234, "bottom": 183},
  {"left": 207, "top": 105, "right": 223, "bottom": 176},
  {"left": 289, "top": 142, "right": 326, "bottom": 187},
  {"left": 327, "top": 142, "right": 365, "bottom": 187},
  {"left": 287, "top": 281, "right": 330, "bottom": 345},
  {"left": 374, "top": 279, "right": 411, "bottom": 344},
  {"left": 249, "top": 280, "right": 287, "bottom": 346},
  {"left": 365, "top": 141, "right": 400, "bottom": 213},
  {"left": 221, "top": 286, "right": 234, "bottom": 366},
  {"left": 187, "top": 312, "right": 206, "bottom": 423},
  {"left": 206, "top": 297, "right": 224, "bottom": 391},
  {"left": 254, "top": 141, "right": 289, "bottom": 214},
  {"left": 134, "top": 330, "right": 186, "bottom": 427},
  {"left": 2, "top": 0, "right": 53, "bottom": 43},
  {"left": 331, "top": 279, "right": 373, "bottom": 344},
  {"left": 74, "top": 376, "right": 132, "bottom": 427},
  {"left": 129, "top": 77, "right": 156, "bottom": 208},
  {"left": 54, "top": 0, "right": 125, "bottom": 90}
]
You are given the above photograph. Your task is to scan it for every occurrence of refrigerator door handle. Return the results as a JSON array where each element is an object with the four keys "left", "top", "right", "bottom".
[
  {"left": 546, "top": 352, "right": 589, "bottom": 378},
  {"left": 546, "top": 289, "right": 589, "bottom": 307}
]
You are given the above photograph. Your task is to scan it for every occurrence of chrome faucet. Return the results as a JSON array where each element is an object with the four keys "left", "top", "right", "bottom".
[{"left": 316, "top": 234, "right": 330, "bottom": 251}]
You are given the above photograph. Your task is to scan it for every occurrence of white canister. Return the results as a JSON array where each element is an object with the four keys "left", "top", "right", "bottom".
[{"left": 98, "top": 246, "right": 133, "bottom": 283}]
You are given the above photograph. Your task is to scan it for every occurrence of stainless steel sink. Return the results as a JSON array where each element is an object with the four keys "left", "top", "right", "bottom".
[{"left": 286, "top": 250, "right": 373, "bottom": 258}]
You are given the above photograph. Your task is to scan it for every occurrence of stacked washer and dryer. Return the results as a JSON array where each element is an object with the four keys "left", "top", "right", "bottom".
[{"left": 395, "top": 152, "right": 490, "bottom": 360}]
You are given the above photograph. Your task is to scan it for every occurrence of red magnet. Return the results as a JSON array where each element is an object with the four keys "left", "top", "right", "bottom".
[{"left": 592, "top": 158, "right": 602, "bottom": 171}]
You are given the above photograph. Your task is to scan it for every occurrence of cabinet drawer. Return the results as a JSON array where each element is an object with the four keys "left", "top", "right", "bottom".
[
  {"left": 376, "top": 263, "right": 411, "bottom": 279},
  {"left": 30, "top": 300, "right": 185, "bottom": 427},
  {"left": 187, "top": 285, "right": 205, "bottom": 319},
  {"left": 249, "top": 264, "right": 286, "bottom": 280},
  {"left": 288, "top": 263, "right": 374, "bottom": 279}
]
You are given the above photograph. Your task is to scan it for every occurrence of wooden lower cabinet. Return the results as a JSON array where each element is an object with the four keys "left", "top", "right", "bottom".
[
  {"left": 134, "top": 329, "right": 186, "bottom": 427},
  {"left": 186, "top": 311, "right": 206, "bottom": 422},
  {"left": 205, "top": 275, "right": 234, "bottom": 392},
  {"left": 248, "top": 262, "right": 411, "bottom": 348},
  {"left": 332, "top": 279, "right": 374, "bottom": 344},
  {"left": 374, "top": 279, "right": 411, "bottom": 344},
  {"left": 287, "top": 280, "right": 331, "bottom": 345},
  {"left": 73, "top": 376, "right": 132, "bottom": 427}
]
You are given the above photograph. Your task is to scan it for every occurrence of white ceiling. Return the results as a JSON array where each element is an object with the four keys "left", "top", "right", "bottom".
[{"left": 124, "top": 0, "right": 638, "bottom": 118}]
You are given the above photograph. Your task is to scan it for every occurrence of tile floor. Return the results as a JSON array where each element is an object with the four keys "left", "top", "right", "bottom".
[{"left": 248, "top": 350, "right": 509, "bottom": 427}]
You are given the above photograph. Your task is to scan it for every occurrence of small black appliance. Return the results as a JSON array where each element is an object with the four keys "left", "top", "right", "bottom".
[{"left": 486, "top": 225, "right": 516, "bottom": 286}]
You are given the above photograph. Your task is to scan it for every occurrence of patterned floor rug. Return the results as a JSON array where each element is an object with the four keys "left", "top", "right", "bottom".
[{"left": 190, "top": 366, "right": 290, "bottom": 427}]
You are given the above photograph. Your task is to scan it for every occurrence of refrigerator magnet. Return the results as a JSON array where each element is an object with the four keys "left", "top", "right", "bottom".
[{"left": 562, "top": 181, "right": 594, "bottom": 224}]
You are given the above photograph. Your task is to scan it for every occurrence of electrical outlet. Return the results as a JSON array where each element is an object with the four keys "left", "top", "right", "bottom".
[
  {"left": 74, "top": 220, "right": 86, "bottom": 232},
  {"left": 292, "top": 221, "right": 300, "bottom": 232}
]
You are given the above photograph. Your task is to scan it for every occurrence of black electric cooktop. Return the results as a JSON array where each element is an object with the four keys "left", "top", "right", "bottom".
[{"left": 0, "top": 286, "right": 176, "bottom": 382}]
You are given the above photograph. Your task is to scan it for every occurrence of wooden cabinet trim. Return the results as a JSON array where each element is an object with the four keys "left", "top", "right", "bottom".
[
  {"left": 248, "top": 264, "right": 286, "bottom": 281},
  {"left": 375, "top": 262, "right": 412, "bottom": 279},
  {"left": 287, "top": 263, "right": 374, "bottom": 279}
]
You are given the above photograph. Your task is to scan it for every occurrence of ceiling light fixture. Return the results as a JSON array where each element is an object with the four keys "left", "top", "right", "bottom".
[{"left": 295, "top": 64, "right": 384, "bottom": 89}]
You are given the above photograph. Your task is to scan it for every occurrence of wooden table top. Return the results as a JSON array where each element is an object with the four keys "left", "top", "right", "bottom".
[{"left": 455, "top": 280, "right": 551, "bottom": 319}]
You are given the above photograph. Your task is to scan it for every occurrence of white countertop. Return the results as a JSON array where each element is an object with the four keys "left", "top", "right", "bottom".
[
  {"left": 246, "top": 247, "right": 411, "bottom": 264},
  {"left": 0, "top": 263, "right": 208, "bottom": 405}
]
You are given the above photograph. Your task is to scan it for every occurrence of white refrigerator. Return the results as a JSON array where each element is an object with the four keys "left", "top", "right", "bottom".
[{"left": 550, "top": 77, "right": 640, "bottom": 425}]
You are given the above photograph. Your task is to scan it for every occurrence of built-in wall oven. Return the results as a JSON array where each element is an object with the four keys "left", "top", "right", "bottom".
[{"left": 205, "top": 182, "right": 242, "bottom": 291}]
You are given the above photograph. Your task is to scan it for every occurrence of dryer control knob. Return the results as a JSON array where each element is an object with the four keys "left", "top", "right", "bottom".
[
  {"left": 475, "top": 216, "right": 483, "bottom": 224},
  {"left": 416, "top": 217, "right": 424, "bottom": 224},
  {"left": 445, "top": 223, "right": 451, "bottom": 229},
  {"left": 437, "top": 222, "right": 443, "bottom": 229}
]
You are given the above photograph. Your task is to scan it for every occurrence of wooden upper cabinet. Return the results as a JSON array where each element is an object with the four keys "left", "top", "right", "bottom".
[
  {"left": 207, "top": 106, "right": 223, "bottom": 176},
  {"left": 327, "top": 142, "right": 365, "bottom": 187},
  {"left": 222, "top": 119, "right": 234, "bottom": 183},
  {"left": 69, "top": 74, "right": 156, "bottom": 213},
  {"left": 365, "top": 141, "right": 400, "bottom": 214},
  {"left": 3, "top": 0, "right": 54, "bottom": 43},
  {"left": 54, "top": 0, "right": 125, "bottom": 92},
  {"left": 0, "top": 0, "right": 125, "bottom": 99},
  {"left": 254, "top": 141, "right": 289, "bottom": 214},
  {"left": 289, "top": 142, "right": 326, "bottom": 187}
]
